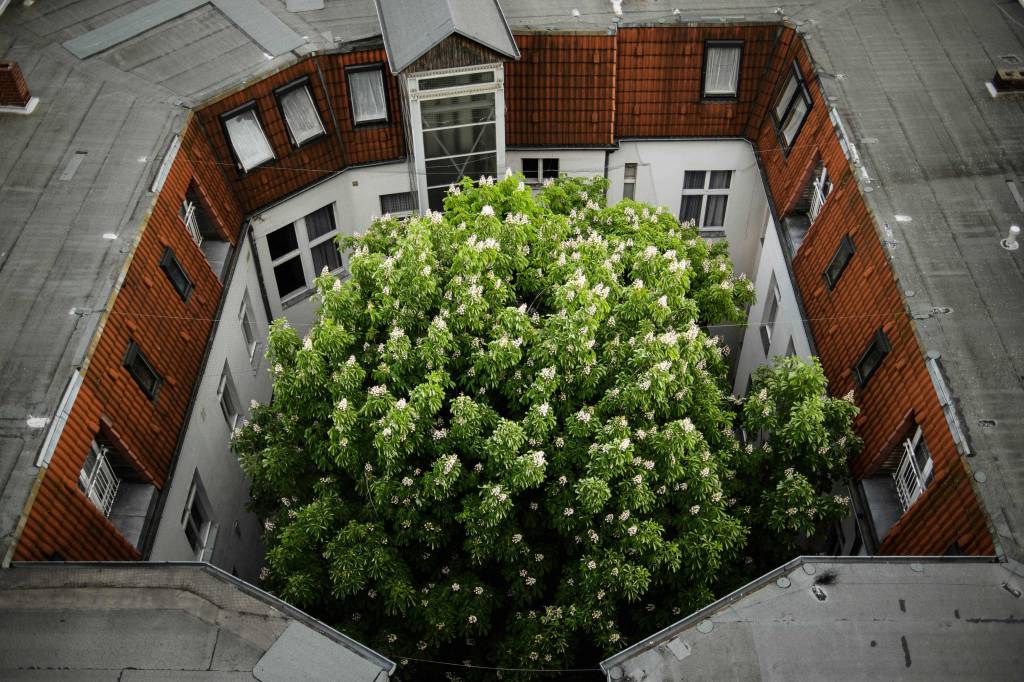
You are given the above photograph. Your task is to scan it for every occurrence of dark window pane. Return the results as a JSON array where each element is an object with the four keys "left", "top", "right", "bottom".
[
  {"left": 427, "top": 186, "right": 448, "bottom": 212},
  {"left": 267, "top": 225, "right": 298, "bottom": 260},
  {"left": 420, "top": 93, "right": 495, "bottom": 129},
  {"left": 683, "top": 171, "right": 706, "bottom": 190},
  {"left": 522, "top": 158, "right": 538, "bottom": 179},
  {"left": 426, "top": 153, "right": 496, "bottom": 188},
  {"left": 423, "top": 124, "right": 496, "bottom": 159},
  {"left": 542, "top": 158, "right": 559, "bottom": 178},
  {"left": 124, "top": 343, "right": 161, "bottom": 399},
  {"left": 623, "top": 183, "right": 635, "bottom": 200},
  {"left": 709, "top": 170, "right": 732, "bottom": 189},
  {"left": 703, "top": 195, "right": 728, "bottom": 227},
  {"left": 274, "top": 256, "right": 306, "bottom": 297},
  {"left": 624, "top": 163, "right": 637, "bottom": 180},
  {"left": 854, "top": 330, "right": 890, "bottom": 386},
  {"left": 419, "top": 71, "right": 494, "bottom": 91},
  {"left": 680, "top": 195, "right": 703, "bottom": 224},
  {"left": 305, "top": 206, "right": 336, "bottom": 241},
  {"left": 781, "top": 92, "right": 810, "bottom": 146},
  {"left": 824, "top": 235, "right": 855, "bottom": 290},
  {"left": 312, "top": 240, "right": 342, "bottom": 274},
  {"left": 160, "top": 247, "right": 193, "bottom": 302},
  {"left": 380, "top": 192, "right": 415, "bottom": 213}
]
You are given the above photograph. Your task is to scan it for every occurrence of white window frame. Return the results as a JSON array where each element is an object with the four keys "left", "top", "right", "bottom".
[
  {"left": 239, "top": 292, "right": 260, "bottom": 366},
  {"left": 623, "top": 162, "right": 637, "bottom": 200},
  {"left": 703, "top": 41, "right": 742, "bottom": 98},
  {"left": 217, "top": 366, "right": 239, "bottom": 430},
  {"left": 680, "top": 170, "right": 732, "bottom": 234},
  {"left": 347, "top": 64, "right": 389, "bottom": 125},
  {"left": 521, "top": 157, "right": 560, "bottom": 184},
  {"left": 221, "top": 103, "right": 275, "bottom": 172},
  {"left": 760, "top": 273, "right": 781, "bottom": 354},
  {"left": 893, "top": 427, "right": 934, "bottom": 512},
  {"left": 276, "top": 79, "right": 326, "bottom": 147},
  {"left": 407, "top": 63, "right": 506, "bottom": 212},
  {"left": 79, "top": 439, "right": 121, "bottom": 517},
  {"left": 263, "top": 203, "right": 345, "bottom": 307},
  {"left": 182, "top": 473, "right": 216, "bottom": 561}
]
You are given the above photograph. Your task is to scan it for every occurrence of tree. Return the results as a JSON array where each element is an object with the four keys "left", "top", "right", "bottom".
[{"left": 233, "top": 174, "right": 858, "bottom": 677}]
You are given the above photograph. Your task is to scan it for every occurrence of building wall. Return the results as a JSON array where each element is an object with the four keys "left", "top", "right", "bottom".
[
  {"left": 14, "top": 120, "right": 246, "bottom": 561},
  {"left": 608, "top": 140, "right": 768, "bottom": 278},
  {"left": 251, "top": 162, "right": 412, "bottom": 327},
  {"left": 732, "top": 211, "right": 813, "bottom": 397},
  {"left": 148, "top": 235, "right": 271, "bottom": 581},
  {"left": 751, "top": 36, "right": 992, "bottom": 555}
]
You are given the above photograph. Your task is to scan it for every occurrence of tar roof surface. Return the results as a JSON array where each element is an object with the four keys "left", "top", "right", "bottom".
[
  {"left": 602, "top": 556, "right": 1024, "bottom": 681},
  {"left": 0, "top": 0, "right": 1022, "bottom": 563},
  {"left": 0, "top": 562, "right": 395, "bottom": 679}
]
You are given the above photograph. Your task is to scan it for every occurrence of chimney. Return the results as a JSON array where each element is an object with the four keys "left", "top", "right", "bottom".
[{"left": 0, "top": 61, "right": 39, "bottom": 114}]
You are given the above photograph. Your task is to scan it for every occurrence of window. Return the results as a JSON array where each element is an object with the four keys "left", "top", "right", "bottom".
[
  {"left": 772, "top": 62, "right": 813, "bottom": 151},
  {"left": 824, "top": 235, "right": 855, "bottom": 290},
  {"left": 239, "top": 293, "right": 259, "bottom": 364},
  {"left": 380, "top": 192, "right": 415, "bottom": 215},
  {"left": 679, "top": 170, "right": 732, "bottom": 232},
  {"left": 347, "top": 65, "right": 388, "bottom": 125},
  {"left": 182, "top": 473, "right": 216, "bottom": 559},
  {"left": 221, "top": 104, "right": 274, "bottom": 172},
  {"left": 760, "top": 273, "right": 781, "bottom": 354},
  {"left": 264, "top": 204, "right": 344, "bottom": 304},
  {"left": 159, "top": 247, "right": 193, "bottom": 302},
  {"left": 522, "top": 158, "right": 559, "bottom": 182},
  {"left": 853, "top": 329, "right": 890, "bottom": 387},
  {"left": 411, "top": 65, "right": 503, "bottom": 211},
  {"left": 703, "top": 41, "right": 742, "bottom": 98},
  {"left": 217, "top": 366, "right": 239, "bottom": 429},
  {"left": 893, "top": 426, "right": 934, "bottom": 511},
  {"left": 123, "top": 341, "right": 161, "bottom": 400},
  {"left": 623, "top": 163, "right": 637, "bottom": 200},
  {"left": 276, "top": 79, "right": 325, "bottom": 147},
  {"left": 78, "top": 439, "right": 120, "bottom": 517}
]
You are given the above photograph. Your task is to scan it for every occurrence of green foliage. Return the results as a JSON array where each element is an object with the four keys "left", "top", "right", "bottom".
[{"left": 232, "top": 174, "right": 857, "bottom": 677}]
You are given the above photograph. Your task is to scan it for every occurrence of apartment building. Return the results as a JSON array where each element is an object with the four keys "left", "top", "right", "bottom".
[{"left": 0, "top": 0, "right": 1020, "bottom": 627}]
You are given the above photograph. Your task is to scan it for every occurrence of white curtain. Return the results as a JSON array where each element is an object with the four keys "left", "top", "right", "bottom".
[
  {"left": 706, "top": 46, "right": 741, "bottom": 95},
  {"left": 281, "top": 86, "right": 324, "bottom": 144},
  {"left": 350, "top": 69, "right": 387, "bottom": 123},
  {"left": 225, "top": 109, "right": 274, "bottom": 171}
]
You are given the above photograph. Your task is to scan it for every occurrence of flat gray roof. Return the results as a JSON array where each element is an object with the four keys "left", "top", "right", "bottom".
[
  {"left": 602, "top": 556, "right": 1024, "bottom": 681},
  {"left": 0, "top": 0, "right": 1022, "bottom": 566},
  {"left": 0, "top": 562, "right": 394, "bottom": 680}
]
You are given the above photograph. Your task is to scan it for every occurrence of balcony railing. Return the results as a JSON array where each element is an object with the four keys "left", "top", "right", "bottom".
[
  {"left": 893, "top": 438, "right": 926, "bottom": 512},
  {"left": 181, "top": 200, "right": 203, "bottom": 248},
  {"left": 80, "top": 446, "right": 121, "bottom": 517}
]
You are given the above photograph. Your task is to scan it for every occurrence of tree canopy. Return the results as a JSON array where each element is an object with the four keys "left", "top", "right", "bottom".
[{"left": 233, "top": 174, "right": 859, "bottom": 678}]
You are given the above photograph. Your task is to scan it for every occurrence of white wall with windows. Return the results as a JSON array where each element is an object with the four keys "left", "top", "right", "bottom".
[
  {"left": 251, "top": 161, "right": 412, "bottom": 328},
  {"left": 149, "top": 236, "right": 272, "bottom": 581},
  {"left": 607, "top": 140, "right": 767, "bottom": 278},
  {"left": 505, "top": 149, "right": 605, "bottom": 185},
  {"left": 731, "top": 209, "right": 812, "bottom": 397}
]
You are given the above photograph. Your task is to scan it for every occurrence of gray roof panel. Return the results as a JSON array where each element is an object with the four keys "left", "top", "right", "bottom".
[{"left": 374, "top": 0, "right": 519, "bottom": 72}]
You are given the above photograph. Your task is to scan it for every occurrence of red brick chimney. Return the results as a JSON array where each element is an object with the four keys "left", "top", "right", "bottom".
[{"left": 0, "top": 61, "right": 36, "bottom": 112}]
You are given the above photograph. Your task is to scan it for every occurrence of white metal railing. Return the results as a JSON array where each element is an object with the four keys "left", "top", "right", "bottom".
[
  {"left": 181, "top": 200, "right": 202, "bottom": 248},
  {"left": 80, "top": 446, "right": 121, "bottom": 517},
  {"left": 893, "top": 439, "right": 925, "bottom": 512},
  {"left": 808, "top": 168, "right": 830, "bottom": 223}
]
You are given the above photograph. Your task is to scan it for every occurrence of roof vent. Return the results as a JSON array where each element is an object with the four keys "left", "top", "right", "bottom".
[{"left": 988, "top": 68, "right": 1024, "bottom": 97}]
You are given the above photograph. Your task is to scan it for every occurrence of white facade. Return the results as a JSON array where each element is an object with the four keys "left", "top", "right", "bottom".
[
  {"left": 607, "top": 140, "right": 768, "bottom": 278},
  {"left": 731, "top": 210, "right": 813, "bottom": 397},
  {"left": 251, "top": 162, "right": 412, "bottom": 329},
  {"left": 149, "top": 235, "right": 272, "bottom": 582}
]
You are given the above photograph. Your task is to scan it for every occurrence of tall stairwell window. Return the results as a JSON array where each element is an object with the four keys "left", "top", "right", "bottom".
[{"left": 408, "top": 65, "right": 505, "bottom": 211}]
